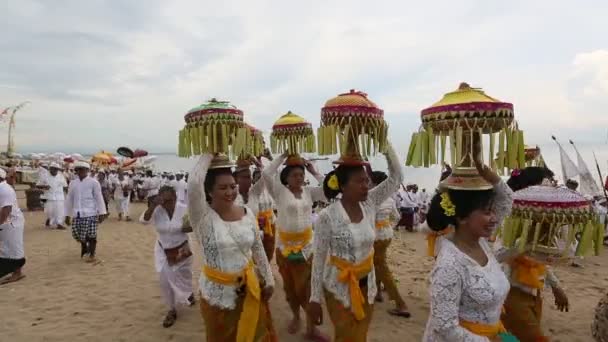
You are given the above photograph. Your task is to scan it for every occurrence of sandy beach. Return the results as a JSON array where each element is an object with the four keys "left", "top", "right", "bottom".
[{"left": 1, "top": 196, "right": 606, "bottom": 342}]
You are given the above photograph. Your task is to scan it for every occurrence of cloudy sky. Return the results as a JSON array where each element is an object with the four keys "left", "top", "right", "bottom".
[{"left": 1, "top": 0, "right": 608, "bottom": 155}]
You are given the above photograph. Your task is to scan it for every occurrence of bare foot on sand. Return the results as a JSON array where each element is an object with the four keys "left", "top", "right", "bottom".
[{"left": 287, "top": 317, "right": 301, "bottom": 334}]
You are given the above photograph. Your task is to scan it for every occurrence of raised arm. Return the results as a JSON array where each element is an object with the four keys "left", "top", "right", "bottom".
[
  {"left": 262, "top": 153, "right": 287, "bottom": 201},
  {"left": 187, "top": 154, "right": 214, "bottom": 240},
  {"left": 368, "top": 142, "right": 403, "bottom": 207},
  {"left": 309, "top": 211, "right": 332, "bottom": 304},
  {"left": 428, "top": 263, "right": 489, "bottom": 342},
  {"left": 251, "top": 227, "right": 275, "bottom": 288}
]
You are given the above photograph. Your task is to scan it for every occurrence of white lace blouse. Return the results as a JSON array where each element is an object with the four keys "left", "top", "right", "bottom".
[
  {"left": 423, "top": 238, "right": 511, "bottom": 342},
  {"left": 375, "top": 197, "right": 399, "bottom": 241},
  {"left": 235, "top": 177, "right": 275, "bottom": 220},
  {"left": 310, "top": 144, "right": 402, "bottom": 308},
  {"left": 187, "top": 154, "right": 275, "bottom": 310},
  {"left": 262, "top": 156, "right": 325, "bottom": 259}
]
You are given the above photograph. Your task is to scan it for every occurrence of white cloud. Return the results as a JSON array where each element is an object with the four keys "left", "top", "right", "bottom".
[{"left": 1, "top": 0, "right": 608, "bottom": 153}]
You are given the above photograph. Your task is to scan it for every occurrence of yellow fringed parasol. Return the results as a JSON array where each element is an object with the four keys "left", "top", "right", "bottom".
[
  {"left": 318, "top": 89, "right": 388, "bottom": 159},
  {"left": 406, "top": 82, "right": 523, "bottom": 173},
  {"left": 270, "top": 111, "right": 316, "bottom": 156},
  {"left": 177, "top": 98, "right": 252, "bottom": 159}
]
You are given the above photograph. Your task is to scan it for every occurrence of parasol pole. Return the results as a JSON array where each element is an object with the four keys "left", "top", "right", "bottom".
[{"left": 592, "top": 150, "right": 608, "bottom": 202}]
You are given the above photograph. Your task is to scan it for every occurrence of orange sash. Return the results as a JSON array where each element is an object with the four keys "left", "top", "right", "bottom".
[
  {"left": 426, "top": 226, "right": 454, "bottom": 257},
  {"left": 330, "top": 251, "right": 374, "bottom": 321}
]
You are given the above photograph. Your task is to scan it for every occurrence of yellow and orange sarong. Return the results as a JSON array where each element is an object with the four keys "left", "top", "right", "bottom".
[
  {"left": 330, "top": 252, "right": 375, "bottom": 321},
  {"left": 459, "top": 319, "right": 506, "bottom": 338},
  {"left": 502, "top": 256, "right": 549, "bottom": 342},
  {"left": 373, "top": 239, "right": 405, "bottom": 306},
  {"left": 278, "top": 226, "right": 312, "bottom": 257},
  {"left": 257, "top": 209, "right": 276, "bottom": 261},
  {"left": 202, "top": 262, "right": 276, "bottom": 342}
]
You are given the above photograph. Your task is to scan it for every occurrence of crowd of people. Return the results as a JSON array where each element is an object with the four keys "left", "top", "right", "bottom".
[{"left": 1, "top": 143, "right": 608, "bottom": 341}]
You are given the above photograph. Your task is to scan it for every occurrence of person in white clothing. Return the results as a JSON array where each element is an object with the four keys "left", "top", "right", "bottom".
[
  {"left": 65, "top": 161, "right": 108, "bottom": 262},
  {"left": 172, "top": 172, "right": 187, "bottom": 205},
  {"left": 113, "top": 171, "right": 132, "bottom": 221},
  {"left": 423, "top": 144, "right": 515, "bottom": 341},
  {"left": 141, "top": 185, "right": 194, "bottom": 328},
  {"left": 263, "top": 152, "right": 328, "bottom": 341},
  {"left": 188, "top": 153, "right": 276, "bottom": 341},
  {"left": 308, "top": 143, "right": 402, "bottom": 341},
  {"left": 36, "top": 162, "right": 67, "bottom": 229},
  {"left": 0, "top": 168, "right": 26, "bottom": 284},
  {"left": 143, "top": 170, "right": 161, "bottom": 204}
]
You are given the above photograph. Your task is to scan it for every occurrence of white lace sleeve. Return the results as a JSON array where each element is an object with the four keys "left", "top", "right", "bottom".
[
  {"left": 251, "top": 227, "right": 275, "bottom": 288},
  {"left": 310, "top": 210, "right": 331, "bottom": 303},
  {"left": 493, "top": 180, "right": 513, "bottom": 227},
  {"left": 262, "top": 154, "right": 286, "bottom": 201},
  {"left": 188, "top": 154, "right": 214, "bottom": 242},
  {"left": 368, "top": 143, "right": 403, "bottom": 207},
  {"left": 429, "top": 262, "right": 490, "bottom": 342}
]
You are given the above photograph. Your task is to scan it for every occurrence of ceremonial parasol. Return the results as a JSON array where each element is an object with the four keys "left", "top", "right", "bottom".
[
  {"left": 317, "top": 89, "right": 387, "bottom": 159},
  {"left": 178, "top": 98, "right": 251, "bottom": 159},
  {"left": 270, "top": 111, "right": 315, "bottom": 157},
  {"left": 245, "top": 123, "right": 265, "bottom": 157},
  {"left": 133, "top": 149, "right": 148, "bottom": 158},
  {"left": 497, "top": 186, "right": 602, "bottom": 257},
  {"left": 406, "top": 82, "right": 522, "bottom": 172}
]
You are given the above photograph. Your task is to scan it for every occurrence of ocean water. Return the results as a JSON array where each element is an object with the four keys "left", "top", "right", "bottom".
[{"left": 151, "top": 141, "right": 608, "bottom": 192}]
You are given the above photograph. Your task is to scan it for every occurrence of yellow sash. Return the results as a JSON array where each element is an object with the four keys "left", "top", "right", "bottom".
[
  {"left": 375, "top": 219, "right": 391, "bottom": 230},
  {"left": 511, "top": 255, "right": 546, "bottom": 289},
  {"left": 426, "top": 226, "right": 454, "bottom": 257},
  {"left": 459, "top": 319, "right": 506, "bottom": 337},
  {"left": 203, "top": 262, "right": 261, "bottom": 342},
  {"left": 279, "top": 226, "right": 313, "bottom": 257},
  {"left": 330, "top": 251, "right": 374, "bottom": 321},
  {"left": 257, "top": 209, "right": 274, "bottom": 237}
]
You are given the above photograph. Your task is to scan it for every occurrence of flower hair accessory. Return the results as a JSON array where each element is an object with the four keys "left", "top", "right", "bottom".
[
  {"left": 327, "top": 174, "right": 340, "bottom": 190},
  {"left": 440, "top": 192, "right": 456, "bottom": 217},
  {"left": 511, "top": 168, "right": 521, "bottom": 177}
]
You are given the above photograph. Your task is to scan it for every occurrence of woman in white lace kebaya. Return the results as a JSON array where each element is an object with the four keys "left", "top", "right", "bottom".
[
  {"left": 308, "top": 143, "right": 402, "bottom": 342},
  {"left": 369, "top": 171, "right": 410, "bottom": 317},
  {"left": 140, "top": 186, "right": 194, "bottom": 328},
  {"left": 188, "top": 154, "right": 277, "bottom": 342},
  {"left": 423, "top": 151, "right": 515, "bottom": 341},
  {"left": 263, "top": 153, "right": 328, "bottom": 341},
  {"left": 234, "top": 156, "right": 276, "bottom": 261}
]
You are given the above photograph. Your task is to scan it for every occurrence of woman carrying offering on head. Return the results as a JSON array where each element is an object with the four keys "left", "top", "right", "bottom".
[
  {"left": 188, "top": 153, "right": 276, "bottom": 342},
  {"left": 423, "top": 136, "right": 516, "bottom": 342},
  {"left": 262, "top": 152, "right": 328, "bottom": 342},
  {"left": 308, "top": 142, "right": 402, "bottom": 342},
  {"left": 499, "top": 167, "right": 569, "bottom": 342}
]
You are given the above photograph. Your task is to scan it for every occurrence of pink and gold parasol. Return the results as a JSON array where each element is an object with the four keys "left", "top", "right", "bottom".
[
  {"left": 318, "top": 89, "right": 387, "bottom": 158},
  {"left": 499, "top": 186, "right": 602, "bottom": 257},
  {"left": 406, "top": 82, "right": 524, "bottom": 172},
  {"left": 178, "top": 98, "right": 251, "bottom": 159}
]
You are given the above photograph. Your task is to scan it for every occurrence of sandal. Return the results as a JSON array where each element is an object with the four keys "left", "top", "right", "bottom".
[
  {"left": 162, "top": 310, "right": 177, "bottom": 328},
  {"left": 388, "top": 308, "right": 411, "bottom": 318}
]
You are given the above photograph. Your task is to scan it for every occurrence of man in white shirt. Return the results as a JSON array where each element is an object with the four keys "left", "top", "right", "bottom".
[
  {"left": 0, "top": 168, "right": 26, "bottom": 284},
  {"left": 142, "top": 170, "right": 161, "bottom": 205},
  {"left": 397, "top": 184, "right": 418, "bottom": 231},
  {"left": 36, "top": 162, "right": 68, "bottom": 229},
  {"left": 112, "top": 171, "right": 133, "bottom": 221},
  {"left": 65, "top": 161, "right": 107, "bottom": 262},
  {"left": 172, "top": 172, "right": 188, "bottom": 205}
]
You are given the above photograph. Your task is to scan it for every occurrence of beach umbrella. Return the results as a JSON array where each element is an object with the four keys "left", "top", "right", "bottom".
[
  {"left": 117, "top": 146, "right": 134, "bottom": 158},
  {"left": 133, "top": 149, "right": 148, "bottom": 158},
  {"left": 71, "top": 153, "right": 84, "bottom": 161},
  {"left": 143, "top": 156, "right": 157, "bottom": 165},
  {"left": 64, "top": 156, "right": 74, "bottom": 163}
]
